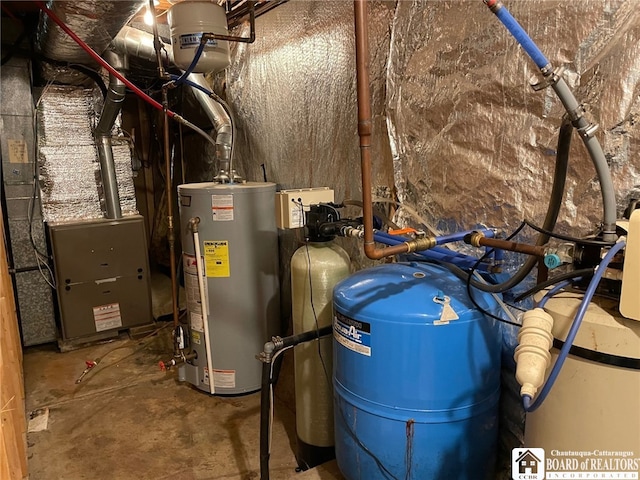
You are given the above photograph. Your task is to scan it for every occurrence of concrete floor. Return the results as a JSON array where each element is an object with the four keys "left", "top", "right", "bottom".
[{"left": 23, "top": 325, "right": 343, "bottom": 480}]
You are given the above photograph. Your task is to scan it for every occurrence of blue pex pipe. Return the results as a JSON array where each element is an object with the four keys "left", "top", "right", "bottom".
[
  {"left": 525, "top": 241, "right": 626, "bottom": 412},
  {"left": 373, "top": 232, "right": 490, "bottom": 271},
  {"left": 536, "top": 279, "right": 574, "bottom": 309},
  {"left": 173, "top": 39, "right": 207, "bottom": 85},
  {"left": 171, "top": 75, "right": 213, "bottom": 96},
  {"left": 491, "top": 3, "right": 550, "bottom": 69}
]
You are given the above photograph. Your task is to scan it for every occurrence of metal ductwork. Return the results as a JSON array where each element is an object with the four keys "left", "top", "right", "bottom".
[
  {"left": 95, "top": 50, "right": 127, "bottom": 219},
  {"left": 185, "top": 73, "right": 233, "bottom": 174},
  {"left": 112, "top": 26, "right": 234, "bottom": 178},
  {"left": 36, "top": 0, "right": 147, "bottom": 220},
  {"left": 36, "top": 1, "right": 233, "bottom": 193},
  {"left": 112, "top": 25, "right": 174, "bottom": 66},
  {"left": 36, "top": 1, "right": 146, "bottom": 64}
]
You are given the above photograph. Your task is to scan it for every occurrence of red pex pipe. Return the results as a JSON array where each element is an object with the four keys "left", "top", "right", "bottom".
[{"left": 35, "top": 1, "right": 174, "bottom": 118}]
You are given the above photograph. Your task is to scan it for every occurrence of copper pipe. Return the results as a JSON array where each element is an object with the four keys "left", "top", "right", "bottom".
[
  {"left": 466, "top": 232, "right": 546, "bottom": 258},
  {"left": 148, "top": 0, "right": 167, "bottom": 79},
  {"left": 354, "top": 0, "right": 413, "bottom": 260},
  {"left": 201, "top": 1, "right": 256, "bottom": 44},
  {"left": 163, "top": 87, "right": 180, "bottom": 329}
]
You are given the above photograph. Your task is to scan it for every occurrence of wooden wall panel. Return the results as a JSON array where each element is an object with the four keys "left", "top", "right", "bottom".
[{"left": 0, "top": 206, "right": 28, "bottom": 480}]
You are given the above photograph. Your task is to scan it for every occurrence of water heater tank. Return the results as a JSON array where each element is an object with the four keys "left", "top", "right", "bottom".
[
  {"left": 177, "top": 182, "right": 280, "bottom": 394},
  {"left": 333, "top": 262, "right": 501, "bottom": 480},
  {"left": 168, "top": 1, "right": 231, "bottom": 74}
]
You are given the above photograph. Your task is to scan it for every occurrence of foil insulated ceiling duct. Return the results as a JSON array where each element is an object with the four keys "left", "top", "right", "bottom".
[
  {"left": 35, "top": 2, "right": 145, "bottom": 221},
  {"left": 38, "top": 62, "right": 100, "bottom": 88},
  {"left": 37, "top": 86, "right": 137, "bottom": 223},
  {"left": 386, "top": 0, "right": 640, "bottom": 238},
  {"left": 36, "top": 0, "right": 145, "bottom": 64}
]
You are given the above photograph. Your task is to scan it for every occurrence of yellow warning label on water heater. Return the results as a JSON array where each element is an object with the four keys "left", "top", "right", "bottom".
[{"left": 204, "top": 241, "right": 230, "bottom": 277}]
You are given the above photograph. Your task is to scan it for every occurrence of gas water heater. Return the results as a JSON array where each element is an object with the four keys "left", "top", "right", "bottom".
[{"left": 177, "top": 182, "right": 280, "bottom": 394}]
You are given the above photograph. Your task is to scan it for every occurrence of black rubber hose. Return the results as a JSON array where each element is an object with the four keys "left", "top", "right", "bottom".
[
  {"left": 259, "top": 324, "right": 333, "bottom": 480},
  {"left": 459, "top": 118, "right": 572, "bottom": 293},
  {"left": 66, "top": 63, "right": 108, "bottom": 98},
  {"left": 259, "top": 360, "right": 271, "bottom": 480},
  {"left": 280, "top": 325, "right": 332, "bottom": 348},
  {"left": 524, "top": 220, "right": 614, "bottom": 246},
  {"left": 512, "top": 267, "right": 595, "bottom": 302}
]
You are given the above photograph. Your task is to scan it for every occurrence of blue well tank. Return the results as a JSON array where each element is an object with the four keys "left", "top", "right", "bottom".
[{"left": 333, "top": 262, "right": 501, "bottom": 480}]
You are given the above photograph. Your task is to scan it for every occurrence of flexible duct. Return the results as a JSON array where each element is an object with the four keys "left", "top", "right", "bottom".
[
  {"left": 95, "top": 50, "right": 127, "bottom": 219},
  {"left": 112, "top": 26, "right": 233, "bottom": 176},
  {"left": 37, "top": 0, "right": 145, "bottom": 64}
]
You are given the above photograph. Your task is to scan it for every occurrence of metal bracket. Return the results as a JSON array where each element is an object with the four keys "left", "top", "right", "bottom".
[
  {"left": 530, "top": 65, "right": 565, "bottom": 92},
  {"left": 256, "top": 351, "right": 271, "bottom": 364},
  {"left": 577, "top": 122, "right": 599, "bottom": 139}
]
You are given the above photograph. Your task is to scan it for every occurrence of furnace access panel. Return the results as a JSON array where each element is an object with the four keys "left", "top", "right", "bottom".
[{"left": 48, "top": 215, "right": 152, "bottom": 340}]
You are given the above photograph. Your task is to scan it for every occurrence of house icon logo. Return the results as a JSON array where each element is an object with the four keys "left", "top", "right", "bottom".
[{"left": 512, "top": 448, "right": 545, "bottom": 480}]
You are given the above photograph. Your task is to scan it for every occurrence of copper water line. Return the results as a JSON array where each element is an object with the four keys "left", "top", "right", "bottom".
[
  {"left": 162, "top": 86, "right": 180, "bottom": 329},
  {"left": 355, "top": 0, "right": 429, "bottom": 259},
  {"left": 465, "top": 232, "right": 547, "bottom": 258},
  {"left": 148, "top": 0, "right": 167, "bottom": 79}
]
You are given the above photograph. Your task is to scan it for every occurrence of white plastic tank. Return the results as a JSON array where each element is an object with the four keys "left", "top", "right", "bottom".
[
  {"left": 167, "top": 0, "right": 230, "bottom": 73},
  {"left": 177, "top": 182, "right": 280, "bottom": 394},
  {"left": 525, "top": 292, "right": 640, "bottom": 452}
]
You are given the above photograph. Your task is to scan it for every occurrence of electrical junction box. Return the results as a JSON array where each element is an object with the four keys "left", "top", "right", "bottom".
[
  {"left": 275, "top": 187, "right": 334, "bottom": 229},
  {"left": 48, "top": 215, "right": 153, "bottom": 343},
  {"left": 620, "top": 209, "right": 640, "bottom": 321}
]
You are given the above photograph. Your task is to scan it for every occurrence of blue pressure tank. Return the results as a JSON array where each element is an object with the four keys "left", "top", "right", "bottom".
[{"left": 333, "top": 262, "right": 501, "bottom": 480}]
